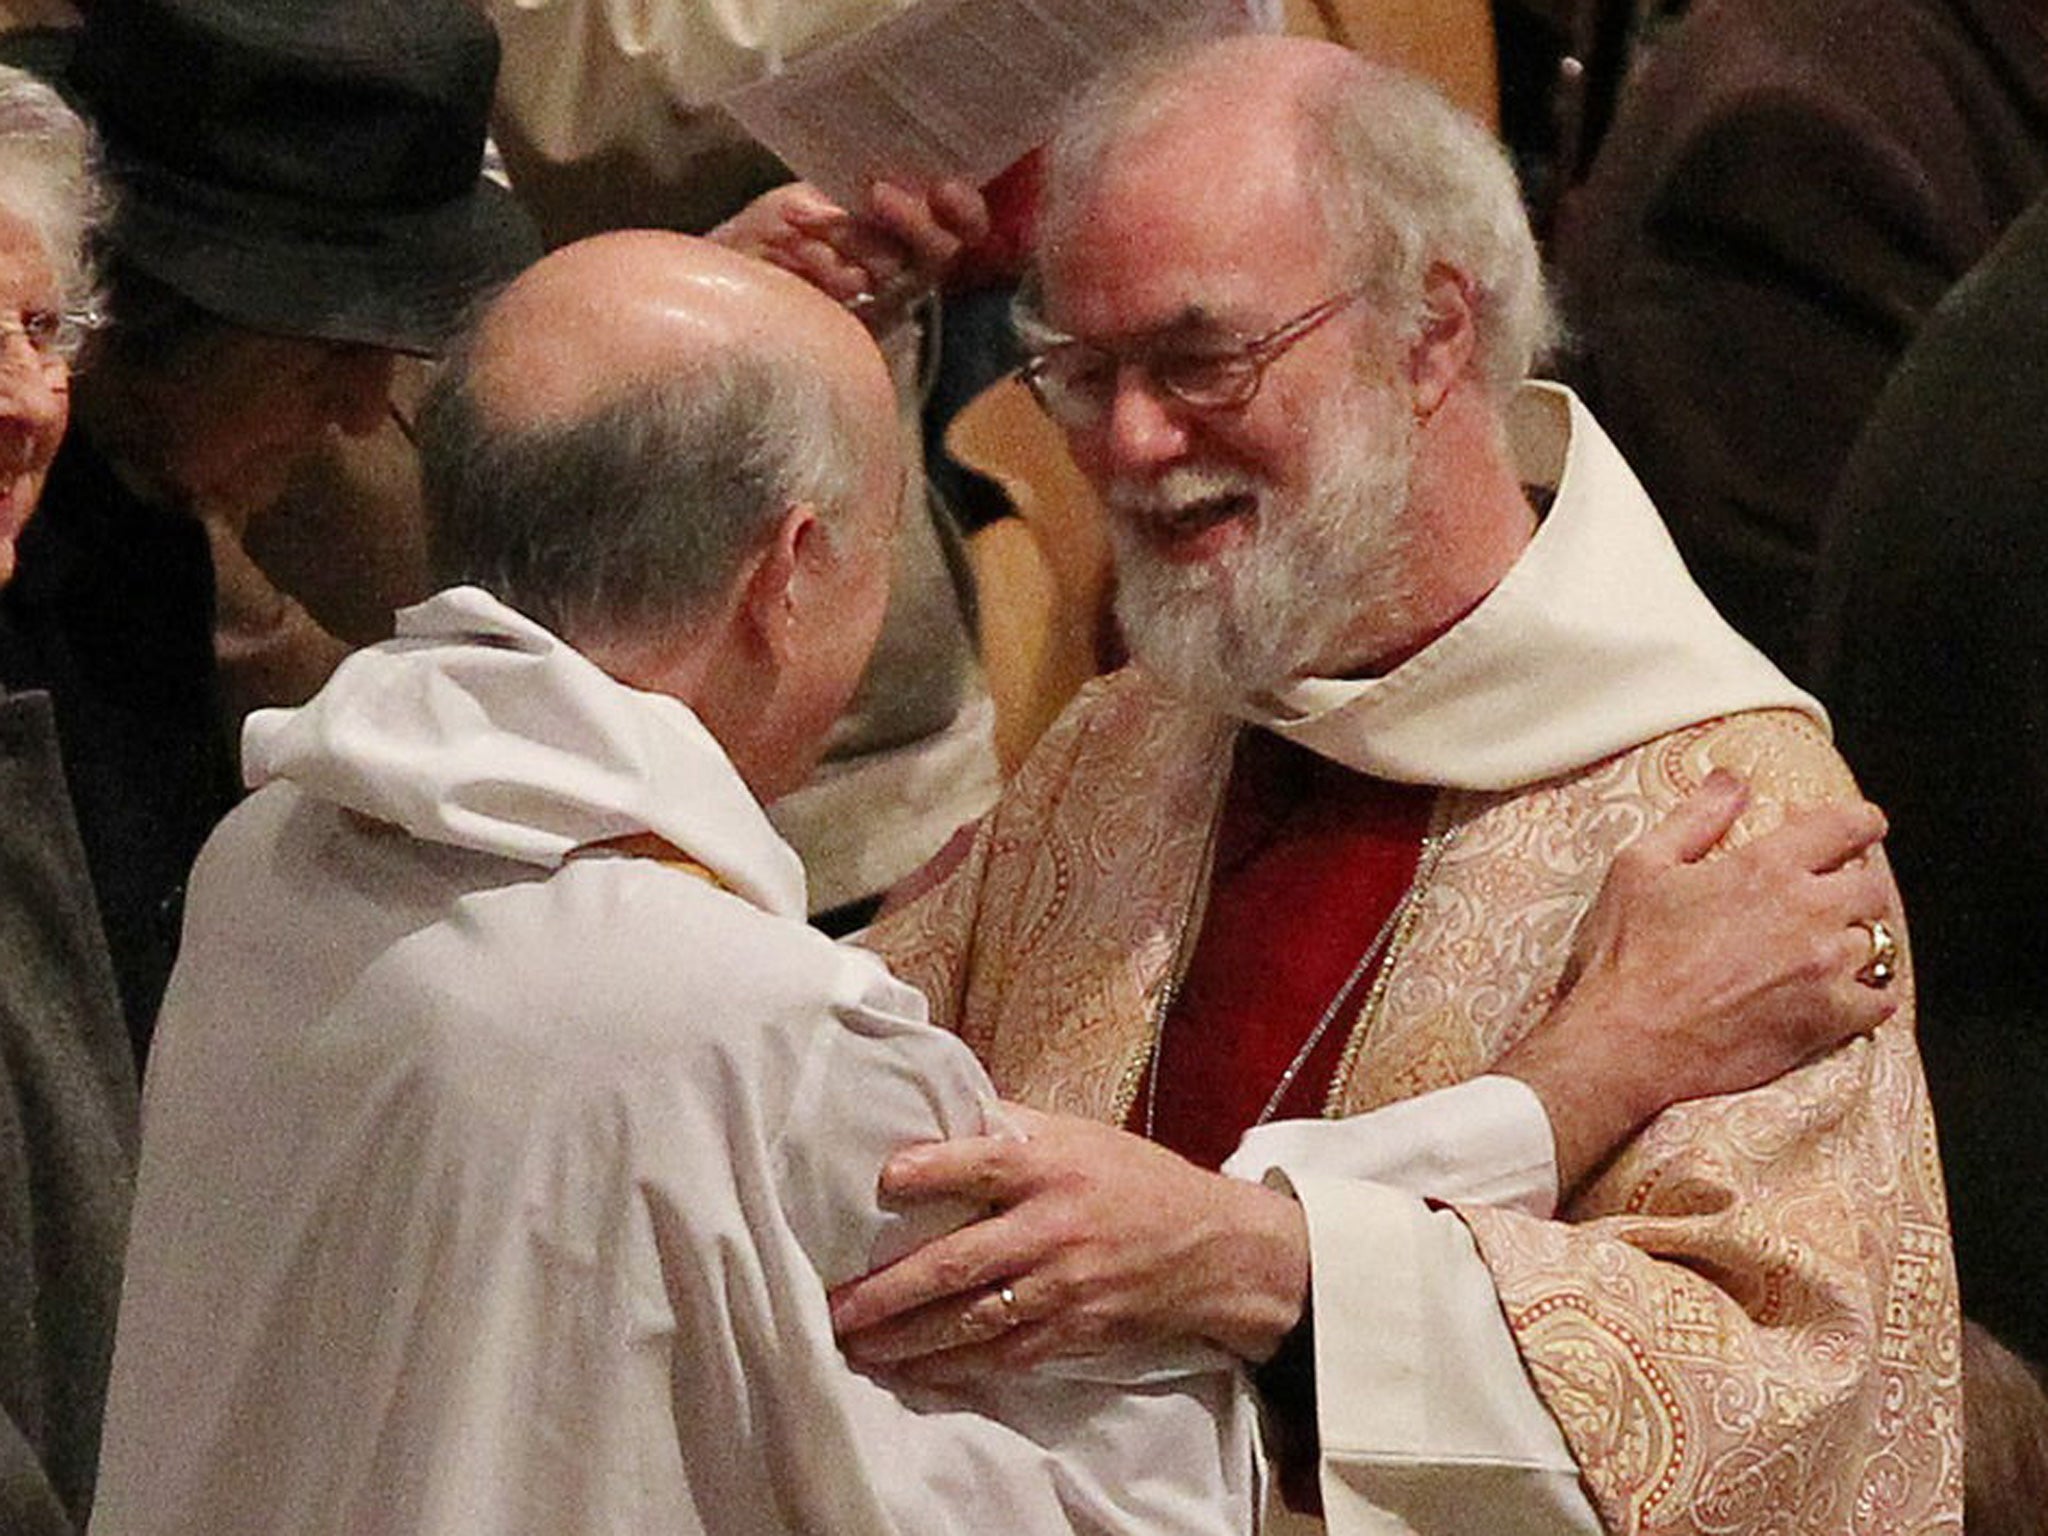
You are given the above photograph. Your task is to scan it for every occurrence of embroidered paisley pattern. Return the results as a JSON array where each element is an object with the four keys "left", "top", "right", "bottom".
[{"left": 867, "top": 675, "right": 1961, "bottom": 1534}]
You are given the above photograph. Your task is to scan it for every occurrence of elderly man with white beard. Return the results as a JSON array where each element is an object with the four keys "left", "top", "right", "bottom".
[{"left": 839, "top": 35, "right": 1961, "bottom": 1536}]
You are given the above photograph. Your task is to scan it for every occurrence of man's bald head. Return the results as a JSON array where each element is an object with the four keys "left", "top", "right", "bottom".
[
  {"left": 418, "top": 230, "right": 899, "bottom": 654},
  {"left": 464, "top": 230, "right": 888, "bottom": 431}
]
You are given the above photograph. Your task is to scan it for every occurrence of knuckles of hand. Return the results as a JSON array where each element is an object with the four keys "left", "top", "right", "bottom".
[{"left": 926, "top": 1245, "right": 1001, "bottom": 1299}]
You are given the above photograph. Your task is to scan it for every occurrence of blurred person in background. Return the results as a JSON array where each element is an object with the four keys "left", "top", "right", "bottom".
[
  {"left": 0, "top": 58, "right": 136, "bottom": 1536},
  {"left": 0, "top": 0, "right": 538, "bottom": 1063},
  {"left": 1557, "top": 0, "right": 2048, "bottom": 678},
  {"left": 1811, "top": 189, "right": 2048, "bottom": 1373}
]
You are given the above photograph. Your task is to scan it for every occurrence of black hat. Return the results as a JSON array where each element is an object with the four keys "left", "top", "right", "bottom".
[{"left": 64, "top": 0, "right": 540, "bottom": 353}]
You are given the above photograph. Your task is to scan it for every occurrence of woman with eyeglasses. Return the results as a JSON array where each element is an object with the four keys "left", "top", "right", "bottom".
[
  {"left": 0, "top": 62, "right": 94, "bottom": 581},
  {"left": 0, "top": 59, "right": 137, "bottom": 1536}
]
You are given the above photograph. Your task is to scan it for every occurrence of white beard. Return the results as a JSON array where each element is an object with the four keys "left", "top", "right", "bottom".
[{"left": 1107, "top": 382, "right": 1418, "bottom": 713}]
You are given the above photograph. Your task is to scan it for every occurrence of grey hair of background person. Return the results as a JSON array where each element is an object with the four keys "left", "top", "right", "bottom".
[
  {"left": 1035, "top": 40, "right": 1556, "bottom": 403},
  {"left": 0, "top": 61, "right": 107, "bottom": 332},
  {"left": 417, "top": 331, "right": 870, "bottom": 653}
]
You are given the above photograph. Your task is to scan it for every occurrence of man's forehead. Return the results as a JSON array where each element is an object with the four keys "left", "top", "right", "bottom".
[
  {"left": 1038, "top": 200, "right": 1338, "bottom": 343},
  {"left": 1038, "top": 112, "right": 1335, "bottom": 339}
]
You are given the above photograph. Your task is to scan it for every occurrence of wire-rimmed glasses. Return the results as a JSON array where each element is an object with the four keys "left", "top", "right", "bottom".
[{"left": 1018, "top": 286, "right": 1368, "bottom": 429}]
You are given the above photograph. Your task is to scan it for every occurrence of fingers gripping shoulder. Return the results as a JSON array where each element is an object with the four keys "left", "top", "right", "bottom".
[{"left": 1674, "top": 710, "right": 1861, "bottom": 839}]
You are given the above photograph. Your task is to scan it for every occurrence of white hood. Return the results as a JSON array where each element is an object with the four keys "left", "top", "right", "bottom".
[
  {"left": 1242, "top": 385, "right": 1823, "bottom": 790},
  {"left": 240, "top": 586, "right": 807, "bottom": 919}
]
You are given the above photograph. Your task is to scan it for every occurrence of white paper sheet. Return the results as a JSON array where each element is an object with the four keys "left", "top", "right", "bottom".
[{"left": 721, "top": 0, "right": 1254, "bottom": 205}]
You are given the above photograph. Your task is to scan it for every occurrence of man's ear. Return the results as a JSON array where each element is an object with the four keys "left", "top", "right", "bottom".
[
  {"left": 740, "top": 500, "right": 822, "bottom": 662},
  {"left": 1407, "top": 262, "right": 1479, "bottom": 418}
]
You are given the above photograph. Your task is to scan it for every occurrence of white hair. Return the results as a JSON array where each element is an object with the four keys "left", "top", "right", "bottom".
[
  {"left": 419, "top": 333, "right": 872, "bottom": 652},
  {"left": 1302, "top": 60, "right": 1556, "bottom": 398},
  {"left": 1040, "top": 41, "right": 1556, "bottom": 402},
  {"left": 0, "top": 63, "right": 108, "bottom": 336}
]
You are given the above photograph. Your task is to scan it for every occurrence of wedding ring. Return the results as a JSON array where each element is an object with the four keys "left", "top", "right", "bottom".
[
  {"left": 959, "top": 1282, "right": 1023, "bottom": 1345},
  {"left": 1858, "top": 917, "right": 1899, "bottom": 989}
]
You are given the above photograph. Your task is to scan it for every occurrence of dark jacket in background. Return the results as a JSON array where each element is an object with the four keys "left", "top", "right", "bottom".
[
  {"left": 1558, "top": 0, "right": 2048, "bottom": 677},
  {"left": 1811, "top": 190, "right": 2048, "bottom": 1368},
  {"left": 0, "top": 431, "right": 239, "bottom": 1063},
  {"left": 0, "top": 683, "right": 138, "bottom": 1534}
]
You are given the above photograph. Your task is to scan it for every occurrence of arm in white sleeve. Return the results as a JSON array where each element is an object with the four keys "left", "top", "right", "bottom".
[
  {"left": 778, "top": 958, "right": 1258, "bottom": 1536},
  {"left": 1222, "top": 1074, "right": 1558, "bottom": 1217},
  {"left": 1226, "top": 1081, "right": 1599, "bottom": 1535},
  {"left": 1282, "top": 1175, "right": 1602, "bottom": 1536}
]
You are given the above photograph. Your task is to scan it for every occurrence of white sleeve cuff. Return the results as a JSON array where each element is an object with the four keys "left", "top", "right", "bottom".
[
  {"left": 1287, "top": 1175, "right": 1600, "bottom": 1536},
  {"left": 1221, "top": 1075, "right": 1558, "bottom": 1217}
]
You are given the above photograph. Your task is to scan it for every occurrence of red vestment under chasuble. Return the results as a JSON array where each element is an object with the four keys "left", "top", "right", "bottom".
[
  {"left": 1132, "top": 730, "right": 1434, "bottom": 1171},
  {"left": 868, "top": 386, "right": 1960, "bottom": 1534}
]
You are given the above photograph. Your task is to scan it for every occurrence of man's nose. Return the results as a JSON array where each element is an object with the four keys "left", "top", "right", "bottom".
[
  {"left": 323, "top": 347, "right": 398, "bottom": 438},
  {"left": 1082, "top": 364, "right": 1191, "bottom": 480}
]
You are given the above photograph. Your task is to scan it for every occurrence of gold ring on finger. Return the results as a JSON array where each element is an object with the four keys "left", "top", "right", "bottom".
[
  {"left": 961, "top": 1283, "right": 1022, "bottom": 1345},
  {"left": 1857, "top": 917, "right": 1899, "bottom": 989}
]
